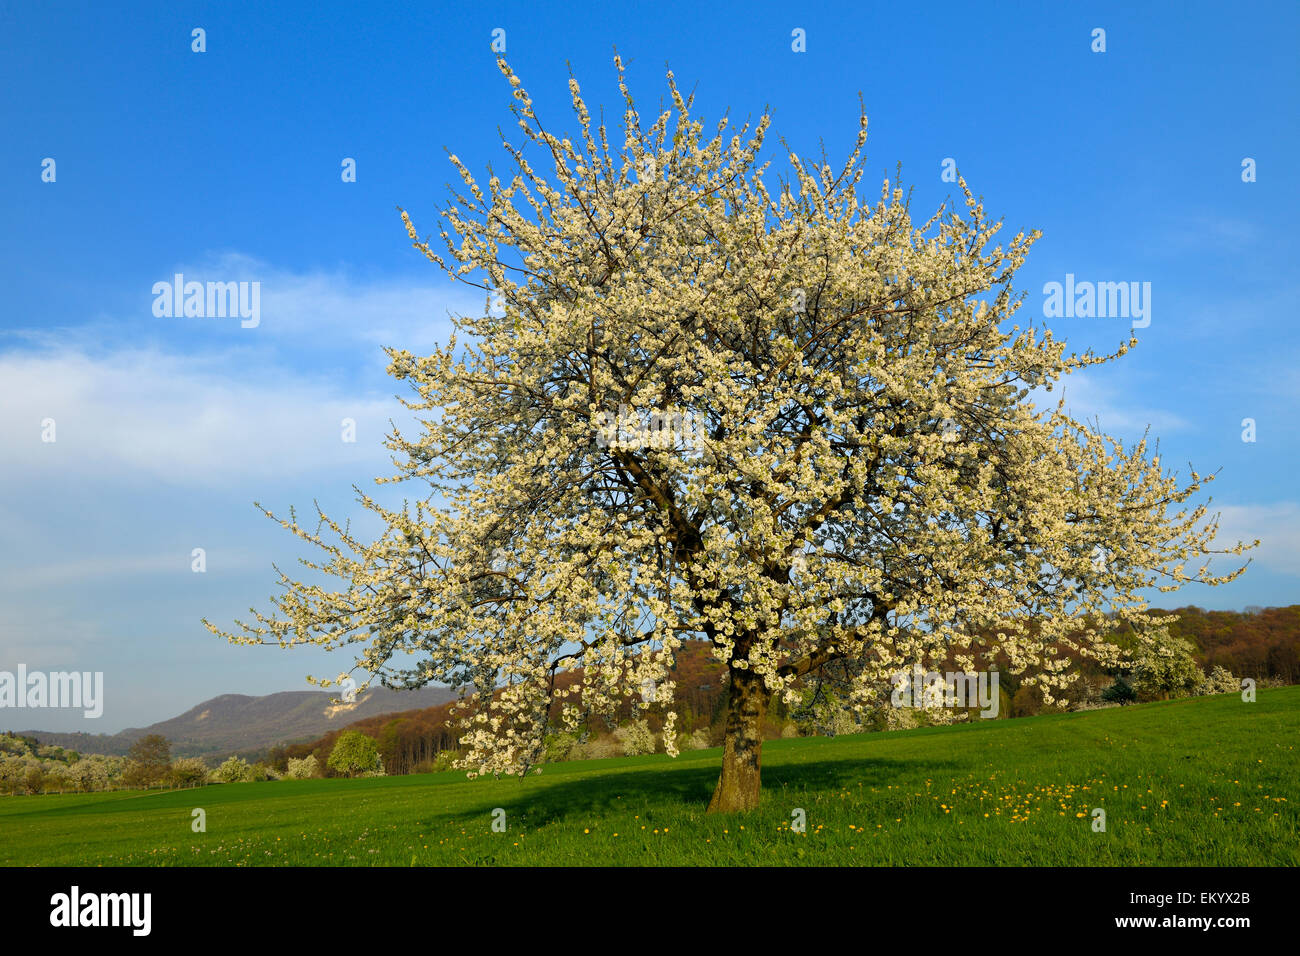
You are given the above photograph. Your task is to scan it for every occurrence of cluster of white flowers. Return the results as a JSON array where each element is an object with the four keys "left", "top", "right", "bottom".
[
  {"left": 212, "top": 756, "right": 253, "bottom": 784},
  {"left": 284, "top": 755, "right": 320, "bottom": 779},
  {"left": 1193, "top": 665, "right": 1241, "bottom": 696},
  {"left": 612, "top": 719, "right": 657, "bottom": 756}
]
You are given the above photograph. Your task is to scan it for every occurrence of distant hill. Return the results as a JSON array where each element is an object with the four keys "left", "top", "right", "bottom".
[{"left": 20, "top": 686, "right": 456, "bottom": 760}]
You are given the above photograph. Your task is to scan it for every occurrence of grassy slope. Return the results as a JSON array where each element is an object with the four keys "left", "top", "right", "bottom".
[{"left": 1, "top": 687, "right": 1296, "bottom": 867}]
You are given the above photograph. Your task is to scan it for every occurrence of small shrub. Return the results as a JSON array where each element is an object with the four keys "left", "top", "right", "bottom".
[
  {"left": 284, "top": 755, "right": 320, "bottom": 779},
  {"left": 212, "top": 756, "right": 252, "bottom": 784},
  {"left": 1100, "top": 677, "right": 1138, "bottom": 706}
]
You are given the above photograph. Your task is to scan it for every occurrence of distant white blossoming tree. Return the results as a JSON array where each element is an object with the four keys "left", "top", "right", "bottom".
[{"left": 206, "top": 57, "right": 1253, "bottom": 811}]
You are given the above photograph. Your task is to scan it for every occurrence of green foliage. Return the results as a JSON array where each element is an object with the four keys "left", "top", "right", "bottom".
[
  {"left": 0, "top": 733, "right": 40, "bottom": 757},
  {"left": 541, "top": 732, "right": 580, "bottom": 764},
  {"left": 1101, "top": 677, "right": 1138, "bottom": 705},
  {"left": 431, "top": 749, "right": 459, "bottom": 772},
  {"left": 327, "top": 731, "right": 382, "bottom": 778},
  {"left": 997, "top": 685, "right": 1013, "bottom": 720}
]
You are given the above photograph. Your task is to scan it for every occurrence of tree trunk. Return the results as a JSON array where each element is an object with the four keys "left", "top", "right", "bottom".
[{"left": 707, "top": 667, "right": 767, "bottom": 812}]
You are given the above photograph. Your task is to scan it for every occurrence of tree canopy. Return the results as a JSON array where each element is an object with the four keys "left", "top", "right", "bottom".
[
  {"left": 207, "top": 56, "right": 1253, "bottom": 811},
  {"left": 326, "top": 731, "right": 381, "bottom": 778}
]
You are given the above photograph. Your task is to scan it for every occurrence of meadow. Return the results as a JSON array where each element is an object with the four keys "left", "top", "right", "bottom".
[{"left": 2, "top": 687, "right": 1296, "bottom": 867}]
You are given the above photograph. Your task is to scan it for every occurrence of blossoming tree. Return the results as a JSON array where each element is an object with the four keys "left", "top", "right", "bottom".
[{"left": 207, "top": 57, "right": 1252, "bottom": 811}]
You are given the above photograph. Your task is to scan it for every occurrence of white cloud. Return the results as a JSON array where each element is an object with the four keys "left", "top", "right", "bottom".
[
  {"left": 0, "top": 261, "right": 474, "bottom": 693},
  {"left": 0, "top": 346, "right": 410, "bottom": 485},
  {"left": 1212, "top": 503, "right": 1300, "bottom": 578},
  {"left": 0, "top": 550, "right": 269, "bottom": 591},
  {"left": 1033, "top": 374, "right": 1191, "bottom": 435},
  {"left": 158, "top": 252, "right": 485, "bottom": 353},
  {"left": 0, "top": 259, "right": 491, "bottom": 487}
]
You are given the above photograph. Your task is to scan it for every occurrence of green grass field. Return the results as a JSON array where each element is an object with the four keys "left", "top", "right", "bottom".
[{"left": 3, "top": 687, "right": 1297, "bottom": 866}]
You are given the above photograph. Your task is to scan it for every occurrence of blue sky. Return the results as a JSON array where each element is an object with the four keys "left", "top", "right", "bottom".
[{"left": 1, "top": 0, "right": 1297, "bottom": 731}]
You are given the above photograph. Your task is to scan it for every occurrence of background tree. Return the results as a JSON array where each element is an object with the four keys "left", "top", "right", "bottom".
[
  {"left": 1129, "top": 627, "right": 1202, "bottom": 700},
  {"left": 213, "top": 755, "right": 253, "bottom": 784},
  {"left": 124, "top": 734, "right": 171, "bottom": 789},
  {"left": 326, "top": 731, "right": 381, "bottom": 778},
  {"left": 285, "top": 754, "right": 320, "bottom": 779},
  {"left": 208, "top": 56, "right": 1253, "bottom": 811}
]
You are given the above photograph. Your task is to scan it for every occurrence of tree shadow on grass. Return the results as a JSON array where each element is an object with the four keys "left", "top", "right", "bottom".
[{"left": 417, "top": 755, "right": 961, "bottom": 827}]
